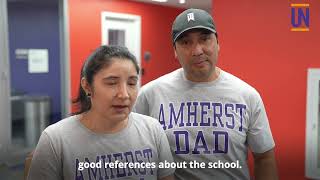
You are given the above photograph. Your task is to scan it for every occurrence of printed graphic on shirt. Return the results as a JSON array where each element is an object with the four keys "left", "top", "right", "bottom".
[{"left": 158, "top": 101, "right": 246, "bottom": 154}]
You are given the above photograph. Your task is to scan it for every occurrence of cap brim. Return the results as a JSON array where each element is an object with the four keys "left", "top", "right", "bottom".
[{"left": 173, "top": 25, "right": 217, "bottom": 43}]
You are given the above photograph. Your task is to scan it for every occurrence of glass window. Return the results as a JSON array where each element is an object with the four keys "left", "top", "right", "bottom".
[{"left": 108, "top": 29, "right": 125, "bottom": 46}]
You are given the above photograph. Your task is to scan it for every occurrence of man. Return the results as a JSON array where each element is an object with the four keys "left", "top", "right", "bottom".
[{"left": 134, "top": 8, "right": 278, "bottom": 180}]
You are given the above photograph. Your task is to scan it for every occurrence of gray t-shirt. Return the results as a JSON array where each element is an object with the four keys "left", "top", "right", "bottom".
[
  {"left": 27, "top": 112, "right": 174, "bottom": 180},
  {"left": 134, "top": 68, "right": 275, "bottom": 180}
]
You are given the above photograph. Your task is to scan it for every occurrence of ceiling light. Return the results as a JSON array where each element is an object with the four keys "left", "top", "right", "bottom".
[
  {"left": 151, "top": 0, "right": 168, "bottom": 2},
  {"left": 179, "top": 0, "right": 185, "bottom": 4}
]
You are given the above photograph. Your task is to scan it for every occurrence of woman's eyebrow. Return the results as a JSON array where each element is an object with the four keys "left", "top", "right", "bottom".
[
  {"left": 129, "top": 76, "right": 138, "bottom": 80},
  {"left": 102, "top": 76, "right": 119, "bottom": 81}
]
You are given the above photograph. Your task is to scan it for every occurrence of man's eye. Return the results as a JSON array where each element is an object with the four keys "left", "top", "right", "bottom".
[
  {"left": 182, "top": 40, "right": 189, "bottom": 45},
  {"left": 178, "top": 38, "right": 189, "bottom": 45},
  {"left": 200, "top": 36, "right": 209, "bottom": 41},
  {"left": 202, "top": 35, "right": 212, "bottom": 41}
]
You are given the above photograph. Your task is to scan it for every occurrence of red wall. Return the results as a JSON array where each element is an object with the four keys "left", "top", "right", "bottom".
[
  {"left": 213, "top": 0, "right": 320, "bottom": 179},
  {"left": 68, "top": 0, "right": 182, "bottom": 100},
  {"left": 69, "top": 0, "right": 320, "bottom": 179}
]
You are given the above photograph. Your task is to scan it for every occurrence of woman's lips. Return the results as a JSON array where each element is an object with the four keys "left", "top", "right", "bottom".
[{"left": 112, "top": 105, "right": 129, "bottom": 112}]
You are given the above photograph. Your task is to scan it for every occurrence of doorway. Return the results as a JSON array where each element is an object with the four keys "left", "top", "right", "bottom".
[{"left": 101, "top": 11, "right": 141, "bottom": 86}]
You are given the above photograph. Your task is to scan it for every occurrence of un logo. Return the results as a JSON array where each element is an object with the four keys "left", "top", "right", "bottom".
[{"left": 291, "top": 4, "right": 310, "bottom": 31}]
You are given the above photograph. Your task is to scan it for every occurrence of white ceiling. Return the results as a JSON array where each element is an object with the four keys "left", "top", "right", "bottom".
[{"left": 131, "top": 0, "right": 212, "bottom": 13}]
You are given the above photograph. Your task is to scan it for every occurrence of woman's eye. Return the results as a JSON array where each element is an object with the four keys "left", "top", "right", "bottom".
[
  {"left": 106, "top": 82, "right": 117, "bottom": 85},
  {"left": 128, "top": 82, "right": 137, "bottom": 86}
]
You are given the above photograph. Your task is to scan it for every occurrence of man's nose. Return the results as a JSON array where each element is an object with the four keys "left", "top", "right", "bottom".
[{"left": 191, "top": 42, "right": 204, "bottom": 56}]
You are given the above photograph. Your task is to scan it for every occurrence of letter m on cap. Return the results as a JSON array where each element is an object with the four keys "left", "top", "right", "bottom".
[{"left": 187, "top": 13, "right": 195, "bottom": 22}]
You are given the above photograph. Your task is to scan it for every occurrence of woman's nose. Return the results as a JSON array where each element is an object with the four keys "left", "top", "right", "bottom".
[{"left": 116, "top": 84, "right": 129, "bottom": 99}]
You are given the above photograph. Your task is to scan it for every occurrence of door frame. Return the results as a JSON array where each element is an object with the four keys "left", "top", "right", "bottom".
[
  {"left": 0, "top": 0, "right": 71, "bottom": 163},
  {"left": 305, "top": 68, "right": 320, "bottom": 179},
  {"left": 0, "top": 0, "right": 11, "bottom": 162},
  {"left": 59, "top": 0, "right": 71, "bottom": 118}
]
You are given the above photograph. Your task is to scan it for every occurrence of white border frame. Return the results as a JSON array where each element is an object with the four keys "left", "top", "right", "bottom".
[{"left": 305, "top": 68, "right": 320, "bottom": 179}]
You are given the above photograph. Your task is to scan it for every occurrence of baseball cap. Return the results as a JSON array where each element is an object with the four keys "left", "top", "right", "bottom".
[{"left": 172, "top": 8, "right": 217, "bottom": 43}]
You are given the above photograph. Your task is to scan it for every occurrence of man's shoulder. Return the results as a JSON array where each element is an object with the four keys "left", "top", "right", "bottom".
[
  {"left": 130, "top": 112, "right": 163, "bottom": 132},
  {"left": 221, "top": 69, "right": 260, "bottom": 95},
  {"left": 131, "top": 112, "right": 160, "bottom": 126},
  {"left": 140, "top": 68, "right": 182, "bottom": 91}
]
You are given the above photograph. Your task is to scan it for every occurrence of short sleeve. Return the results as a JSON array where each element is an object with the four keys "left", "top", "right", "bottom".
[
  {"left": 156, "top": 125, "right": 175, "bottom": 178},
  {"left": 27, "top": 132, "right": 62, "bottom": 180},
  {"left": 133, "top": 88, "right": 150, "bottom": 116},
  {"left": 247, "top": 93, "right": 275, "bottom": 153}
]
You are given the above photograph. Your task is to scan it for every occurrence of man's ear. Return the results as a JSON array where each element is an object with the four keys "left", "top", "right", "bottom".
[
  {"left": 174, "top": 47, "right": 178, "bottom": 59},
  {"left": 217, "top": 43, "right": 220, "bottom": 52},
  {"left": 81, "top": 77, "right": 91, "bottom": 94}
]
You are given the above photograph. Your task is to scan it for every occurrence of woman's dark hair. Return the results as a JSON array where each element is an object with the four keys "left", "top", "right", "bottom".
[{"left": 72, "top": 45, "right": 140, "bottom": 115}]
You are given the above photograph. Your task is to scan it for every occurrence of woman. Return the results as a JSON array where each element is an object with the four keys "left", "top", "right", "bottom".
[{"left": 27, "top": 46, "right": 175, "bottom": 180}]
